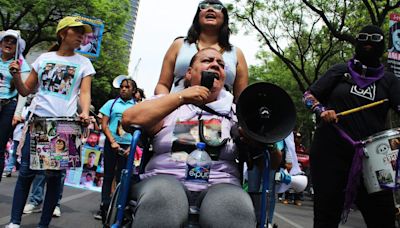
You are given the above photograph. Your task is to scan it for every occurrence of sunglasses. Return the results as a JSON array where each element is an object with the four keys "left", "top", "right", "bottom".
[
  {"left": 199, "top": 2, "right": 224, "bottom": 11},
  {"left": 56, "top": 140, "right": 65, "bottom": 145},
  {"left": 356, "top": 33, "right": 383, "bottom": 42}
]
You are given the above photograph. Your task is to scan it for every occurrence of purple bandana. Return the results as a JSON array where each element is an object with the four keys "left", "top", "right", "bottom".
[
  {"left": 347, "top": 58, "right": 385, "bottom": 89},
  {"left": 333, "top": 125, "right": 364, "bottom": 224}
]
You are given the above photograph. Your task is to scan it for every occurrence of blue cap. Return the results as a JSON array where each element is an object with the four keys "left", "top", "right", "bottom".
[{"left": 196, "top": 142, "right": 206, "bottom": 150}]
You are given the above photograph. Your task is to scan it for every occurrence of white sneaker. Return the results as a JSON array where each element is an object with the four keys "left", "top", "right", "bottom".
[
  {"left": 53, "top": 206, "right": 61, "bottom": 217},
  {"left": 5, "top": 223, "right": 20, "bottom": 228},
  {"left": 23, "top": 203, "right": 41, "bottom": 214}
]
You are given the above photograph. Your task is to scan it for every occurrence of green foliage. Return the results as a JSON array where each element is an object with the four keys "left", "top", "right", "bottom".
[
  {"left": 0, "top": 0, "right": 131, "bottom": 110},
  {"left": 230, "top": 0, "right": 400, "bottom": 141},
  {"left": 248, "top": 55, "right": 315, "bottom": 141}
]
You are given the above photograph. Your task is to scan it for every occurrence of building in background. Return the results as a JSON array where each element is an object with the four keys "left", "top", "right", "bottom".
[{"left": 125, "top": 0, "right": 140, "bottom": 63}]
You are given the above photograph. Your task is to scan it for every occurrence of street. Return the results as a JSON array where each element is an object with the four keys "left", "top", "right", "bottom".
[{"left": 0, "top": 175, "right": 366, "bottom": 228}]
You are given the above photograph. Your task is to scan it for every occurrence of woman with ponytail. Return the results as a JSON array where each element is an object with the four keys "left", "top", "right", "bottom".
[{"left": 6, "top": 16, "right": 95, "bottom": 228}]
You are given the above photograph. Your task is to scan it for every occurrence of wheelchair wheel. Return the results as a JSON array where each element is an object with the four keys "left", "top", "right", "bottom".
[
  {"left": 104, "top": 183, "right": 121, "bottom": 227},
  {"left": 104, "top": 183, "right": 135, "bottom": 228}
]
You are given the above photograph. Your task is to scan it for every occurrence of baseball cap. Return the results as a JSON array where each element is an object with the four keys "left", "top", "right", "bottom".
[
  {"left": 56, "top": 16, "right": 92, "bottom": 34},
  {"left": 1, "top": 29, "right": 19, "bottom": 40},
  {"left": 0, "top": 29, "right": 26, "bottom": 58}
]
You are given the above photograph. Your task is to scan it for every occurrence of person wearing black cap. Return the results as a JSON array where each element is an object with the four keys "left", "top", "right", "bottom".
[{"left": 303, "top": 25, "right": 400, "bottom": 227}]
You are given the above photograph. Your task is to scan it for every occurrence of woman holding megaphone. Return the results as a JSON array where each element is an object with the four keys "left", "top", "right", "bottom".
[{"left": 304, "top": 25, "right": 400, "bottom": 228}]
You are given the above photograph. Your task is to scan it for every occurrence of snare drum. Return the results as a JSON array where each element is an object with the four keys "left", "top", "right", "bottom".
[
  {"left": 362, "top": 128, "right": 400, "bottom": 194},
  {"left": 29, "top": 117, "right": 83, "bottom": 170}
]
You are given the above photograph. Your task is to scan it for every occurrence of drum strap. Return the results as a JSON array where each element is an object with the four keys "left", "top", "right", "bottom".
[{"left": 332, "top": 124, "right": 364, "bottom": 224}]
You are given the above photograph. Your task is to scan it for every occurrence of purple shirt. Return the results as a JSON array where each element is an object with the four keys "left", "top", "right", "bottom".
[{"left": 140, "top": 97, "right": 240, "bottom": 191}]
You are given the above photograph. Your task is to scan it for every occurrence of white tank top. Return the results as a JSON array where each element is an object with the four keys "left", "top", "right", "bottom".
[{"left": 172, "top": 40, "right": 237, "bottom": 93}]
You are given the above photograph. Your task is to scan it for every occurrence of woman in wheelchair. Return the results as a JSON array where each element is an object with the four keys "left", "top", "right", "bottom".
[{"left": 122, "top": 48, "right": 259, "bottom": 227}]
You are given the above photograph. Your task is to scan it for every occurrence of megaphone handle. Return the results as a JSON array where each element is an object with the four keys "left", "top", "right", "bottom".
[{"left": 260, "top": 150, "right": 270, "bottom": 228}]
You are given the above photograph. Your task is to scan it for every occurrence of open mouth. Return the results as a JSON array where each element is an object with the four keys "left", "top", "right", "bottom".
[
  {"left": 3, "top": 44, "right": 12, "bottom": 50},
  {"left": 205, "top": 13, "right": 216, "bottom": 19}
]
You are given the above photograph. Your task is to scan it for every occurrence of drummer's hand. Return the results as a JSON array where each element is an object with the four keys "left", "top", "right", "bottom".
[
  {"left": 79, "top": 112, "right": 90, "bottom": 127},
  {"left": 178, "top": 86, "right": 210, "bottom": 106},
  {"left": 320, "top": 110, "right": 338, "bottom": 123},
  {"left": 9, "top": 60, "right": 21, "bottom": 77}
]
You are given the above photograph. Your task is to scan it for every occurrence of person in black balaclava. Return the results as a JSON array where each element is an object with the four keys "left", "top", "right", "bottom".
[
  {"left": 355, "top": 25, "right": 385, "bottom": 67},
  {"left": 302, "top": 25, "right": 400, "bottom": 228}
]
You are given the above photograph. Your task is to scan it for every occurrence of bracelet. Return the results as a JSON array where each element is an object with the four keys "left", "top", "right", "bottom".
[{"left": 178, "top": 95, "right": 184, "bottom": 105}]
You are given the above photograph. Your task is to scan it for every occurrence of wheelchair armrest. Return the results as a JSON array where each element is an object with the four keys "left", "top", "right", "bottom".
[{"left": 126, "top": 124, "right": 142, "bottom": 134}]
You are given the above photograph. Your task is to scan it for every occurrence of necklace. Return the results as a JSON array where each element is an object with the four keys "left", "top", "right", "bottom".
[{"left": 196, "top": 41, "right": 224, "bottom": 54}]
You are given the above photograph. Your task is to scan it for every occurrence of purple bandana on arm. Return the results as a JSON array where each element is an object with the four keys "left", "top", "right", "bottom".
[
  {"left": 332, "top": 124, "right": 364, "bottom": 224},
  {"left": 347, "top": 59, "right": 385, "bottom": 89}
]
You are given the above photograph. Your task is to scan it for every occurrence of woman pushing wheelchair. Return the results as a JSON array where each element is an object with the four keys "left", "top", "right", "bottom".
[{"left": 122, "top": 48, "right": 280, "bottom": 227}]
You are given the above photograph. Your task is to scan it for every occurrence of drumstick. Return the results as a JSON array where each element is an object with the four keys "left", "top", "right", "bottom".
[{"left": 337, "top": 99, "right": 388, "bottom": 117}]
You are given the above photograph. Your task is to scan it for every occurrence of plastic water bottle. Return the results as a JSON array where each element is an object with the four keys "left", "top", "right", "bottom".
[{"left": 185, "top": 142, "right": 212, "bottom": 184}]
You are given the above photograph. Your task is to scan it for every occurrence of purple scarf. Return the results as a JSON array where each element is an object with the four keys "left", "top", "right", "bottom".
[
  {"left": 347, "top": 59, "right": 385, "bottom": 89},
  {"left": 333, "top": 125, "right": 364, "bottom": 224}
]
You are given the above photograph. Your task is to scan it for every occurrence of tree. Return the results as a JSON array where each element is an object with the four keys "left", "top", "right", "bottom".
[
  {"left": 0, "top": 0, "right": 131, "bottom": 109},
  {"left": 302, "top": 0, "right": 400, "bottom": 44},
  {"left": 230, "top": 0, "right": 400, "bottom": 141},
  {"left": 248, "top": 51, "right": 315, "bottom": 145},
  {"left": 229, "top": 0, "right": 400, "bottom": 92}
]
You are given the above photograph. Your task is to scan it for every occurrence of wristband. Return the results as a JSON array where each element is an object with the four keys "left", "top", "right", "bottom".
[{"left": 312, "top": 104, "right": 327, "bottom": 116}]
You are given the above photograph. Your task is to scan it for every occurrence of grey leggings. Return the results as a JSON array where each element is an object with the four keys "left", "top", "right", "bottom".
[{"left": 131, "top": 174, "right": 256, "bottom": 228}]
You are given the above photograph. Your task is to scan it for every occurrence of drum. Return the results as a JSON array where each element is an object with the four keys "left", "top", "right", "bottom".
[
  {"left": 362, "top": 128, "right": 400, "bottom": 194},
  {"left": 29, "top": 117, "right": 83, "bottom": 170}
]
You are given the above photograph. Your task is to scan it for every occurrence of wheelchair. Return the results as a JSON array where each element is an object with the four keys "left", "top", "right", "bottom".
[
  {"left": 104, "top": 83, "right": 297, "bottom": 228},
  {"left": 103, "top": 128, "right": 282, "bottom": 228}
]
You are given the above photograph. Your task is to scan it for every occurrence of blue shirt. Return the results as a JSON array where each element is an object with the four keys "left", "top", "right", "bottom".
[
  {"left": 0, "top": 58, "right": 30, "bottom": 99},
  {"left": 99, "top": 97, "right": 135, "bottom": 145}
]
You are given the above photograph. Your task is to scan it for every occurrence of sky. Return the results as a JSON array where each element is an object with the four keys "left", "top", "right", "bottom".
[{"left": 128, "top": 0, "right": 261, "bottom": 98}]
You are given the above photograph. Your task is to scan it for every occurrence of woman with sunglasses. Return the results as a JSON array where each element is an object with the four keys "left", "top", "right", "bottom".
[
  {"left": 6, "top": 16, "right": 95, "bottom": 228},
  {"left": 303, "top": 25, "right": 400, "bottom": 227},
  {"left": 155, "top": 0, "right": 248, "bottom": 102},
  {"left": 0, "top": 30, "right": 31, "bottom": 180}
]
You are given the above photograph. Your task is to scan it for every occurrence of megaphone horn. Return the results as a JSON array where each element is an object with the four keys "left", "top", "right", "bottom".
[
  {"left": 236, "top": 82, "right": 296, "bottom": 144},
  {"left": 112, "top": 75, "right": 128, "bottom": 89},
  {"left": 275, "top": 169, "right": 308, "bottom": 193}
]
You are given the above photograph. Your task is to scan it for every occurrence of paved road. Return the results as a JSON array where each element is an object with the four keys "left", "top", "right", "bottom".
[
  {"left": 0, "top": 174, "right": 368, "bottom": 228},
  {"left": 272, "top": 195, "right": 365, "bottom": 228}
]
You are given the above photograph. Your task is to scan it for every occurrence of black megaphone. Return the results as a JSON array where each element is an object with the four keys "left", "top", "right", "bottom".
[{"left": 236, "top": 82, "right": 296, "bottom": 144}]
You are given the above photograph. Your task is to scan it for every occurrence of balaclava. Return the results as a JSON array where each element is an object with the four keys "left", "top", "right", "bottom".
[{"left": 354, "top": 25, "right": 385, "bottom": 67}]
